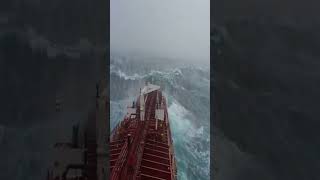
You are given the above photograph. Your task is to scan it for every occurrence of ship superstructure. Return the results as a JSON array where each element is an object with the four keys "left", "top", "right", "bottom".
[
  {"left": 47, "top": 54, "right": 108, "bottom": 180},
  {"left": 110, "top": 83, "right": 177, "bottom": 180},
  {"left": 46, "top": 82, "right": 176, "bottom": 180}
]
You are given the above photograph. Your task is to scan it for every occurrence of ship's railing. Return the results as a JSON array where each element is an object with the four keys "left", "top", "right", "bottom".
[
  {"left": 110, "top": 138, "right": 129, "bottom": 180},
  {"left": 133, "top": 126, "right": 147, "bottom": 179},
  {"left": 110, "top": 113, "right": 143, "bottom": 179},
  {"left": 110, "top": 117, "right": 129, "bottom": 140},
  {"left": 133, "top": 93, "right": 156, "bottom": 179},
  {"left": 111, "top": 90, "right": 163, "bottom": 180},
  {"left": 110, "top": 117, "right": 133, "bottom": 179},
  {"left": 110, "top": 117, "right": 140, "bottom": 178},
  {"left": 129, "top": 90, "right": 156, "bottom": 179},
  {"left": 130, "top": 92, "right": 151, "bottom": 178},
  {"left": 113, "top": 116, "right": 145, "bottom": 179},
  {"left": 123, "top": 120, "right": 146, "bottom": 179}
]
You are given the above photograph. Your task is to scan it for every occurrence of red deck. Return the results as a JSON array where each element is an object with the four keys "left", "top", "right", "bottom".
[{"left": 110, "top": 89, "right": 177, "bottom": 180}]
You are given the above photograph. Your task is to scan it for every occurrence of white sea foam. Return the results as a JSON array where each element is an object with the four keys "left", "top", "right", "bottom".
[
  {"left": 168, "top": 99, "right": 210, "bottom": 179},
  {"left": 110, "top": 65, "right": 184, "bottom": 82}
]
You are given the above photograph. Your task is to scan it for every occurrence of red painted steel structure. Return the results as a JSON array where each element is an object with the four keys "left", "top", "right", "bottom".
[
  {"left": 110, "top": 88, "right": 177, "bottom": 180},
  {"left": 47, "top": 83, "right": 176, "bottom": 180}
]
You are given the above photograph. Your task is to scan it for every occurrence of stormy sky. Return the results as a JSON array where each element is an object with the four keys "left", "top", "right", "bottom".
[
  {"left": 213, "top": 0, "right": 320, "bottom": 25},
  {"left": 110, "top": 0, "right": 210, "bottom": 63}
]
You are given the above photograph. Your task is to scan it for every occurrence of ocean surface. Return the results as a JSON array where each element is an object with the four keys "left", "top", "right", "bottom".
[{"left": 110, "top": 55, "right": 210, "bottom": 180}]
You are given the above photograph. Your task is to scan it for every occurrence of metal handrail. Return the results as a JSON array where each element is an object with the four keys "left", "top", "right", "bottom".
[
  {"left": 110, "top": 137, "right": 129, "bottom": 179},
  {"left": 131, "top": 92, "right": 156, "bottom": 179},
  {"left": 111, "top": 90, "right": 171, "bottom": 180}
]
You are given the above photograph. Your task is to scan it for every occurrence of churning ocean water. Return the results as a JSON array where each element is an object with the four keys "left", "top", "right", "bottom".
[{"left": 110, "top": 55, "right": 210, "bottom": 180}]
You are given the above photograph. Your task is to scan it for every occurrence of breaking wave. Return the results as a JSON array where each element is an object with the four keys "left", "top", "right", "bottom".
[{"left": 168, "top": 99, "right": 210, "bottom": 180}]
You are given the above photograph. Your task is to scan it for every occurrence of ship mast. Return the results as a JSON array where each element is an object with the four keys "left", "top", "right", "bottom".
[
  {"left": 96, "top": 54, "right": 108, "bottom": 180},
  {"left": 140, "top": 88, "right": 145, "bottom": 121}
]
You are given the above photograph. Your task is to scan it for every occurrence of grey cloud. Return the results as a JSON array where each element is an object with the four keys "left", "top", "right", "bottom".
[{"left": 111, "top": 0, "right": 210, "bottom": 64}]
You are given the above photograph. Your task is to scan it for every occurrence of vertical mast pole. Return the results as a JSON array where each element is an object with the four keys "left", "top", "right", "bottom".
[
  {"left": 140, "top": 88, "right": 145, "bottom": 121},
  {"left": 96, "top": 49, "right": 108, "bottom": 180}
]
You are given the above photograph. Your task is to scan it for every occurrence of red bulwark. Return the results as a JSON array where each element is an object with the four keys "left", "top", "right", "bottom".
[{"left": 110, "top": 88, "right": 177, "bottom": 180}]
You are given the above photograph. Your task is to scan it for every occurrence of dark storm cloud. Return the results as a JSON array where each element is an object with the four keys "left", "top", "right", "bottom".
[{"left": 213, "top": 0, "right": 320, "bottom": 25}]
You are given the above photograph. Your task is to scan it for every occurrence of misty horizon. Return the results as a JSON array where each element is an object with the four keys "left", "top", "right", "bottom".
[{"left": 111, "top": 0, "right": 210, "bottom": 64}]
